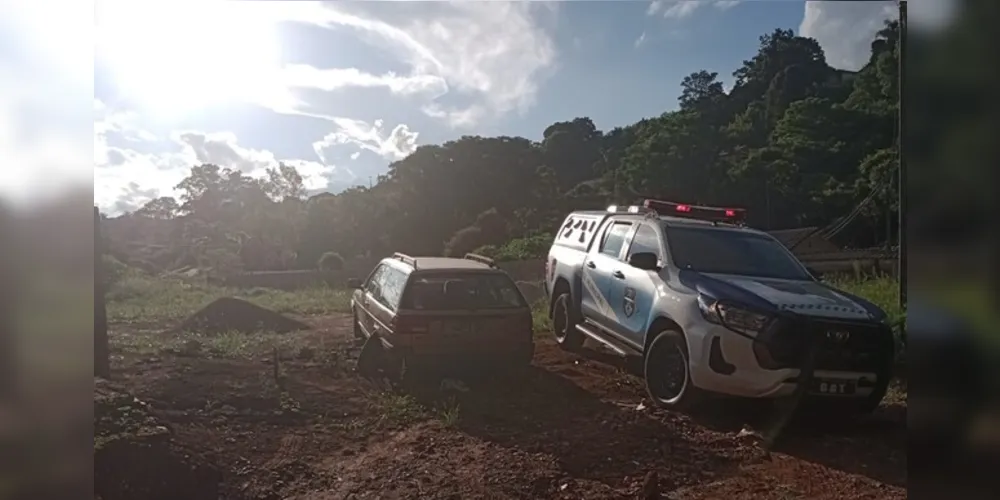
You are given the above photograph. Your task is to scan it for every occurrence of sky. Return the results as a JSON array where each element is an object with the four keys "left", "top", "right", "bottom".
[{"left": 0, "top": 1, "right": 958, "bottom": 215}]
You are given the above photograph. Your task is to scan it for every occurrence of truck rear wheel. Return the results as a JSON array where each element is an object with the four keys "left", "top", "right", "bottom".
[
  {"left": 551, "top": 292, "right": 584, "bottom": 351},
  {"left": 644, "top": 329, "right": 703, "bottom": 411}
]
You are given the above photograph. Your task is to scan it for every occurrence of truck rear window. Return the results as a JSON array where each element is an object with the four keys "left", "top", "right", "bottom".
[{"left": 400, "top": 273, "right": 527, "bottom": 310}]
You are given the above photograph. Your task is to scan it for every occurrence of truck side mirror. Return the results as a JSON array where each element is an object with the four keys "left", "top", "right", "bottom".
[{"left": 628, "top": 252, "right": 659, "bottom": 271}]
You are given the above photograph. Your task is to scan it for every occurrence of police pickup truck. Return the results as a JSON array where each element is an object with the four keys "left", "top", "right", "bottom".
[{"left": 544, "top": 199, "right": 894, "bottom": 413}]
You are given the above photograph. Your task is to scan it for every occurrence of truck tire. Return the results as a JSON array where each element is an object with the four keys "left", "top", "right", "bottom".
[
  {"left": 551, "top": 292, "right": 584, "bottom": 351},
  {"left": 644, "top": 329, "right": 703, "bottom": 411}
]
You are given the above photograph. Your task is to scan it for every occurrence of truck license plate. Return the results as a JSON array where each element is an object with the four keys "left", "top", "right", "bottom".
[{"left": 810, "top": 378, "right": 856, "bottom": 395}]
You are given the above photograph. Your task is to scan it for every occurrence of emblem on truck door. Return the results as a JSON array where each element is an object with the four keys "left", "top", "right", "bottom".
[{"left": 623, "top": 287, "right": 637, "bottom": 318}]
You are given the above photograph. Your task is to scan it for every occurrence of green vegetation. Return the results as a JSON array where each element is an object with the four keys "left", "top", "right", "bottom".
[
  {"left": 474, "top": 233, "right": 554, "bottom": 261},
  {"left": 107, "top": 272, "right": 351, "bottom": 324},
  {"left": 826, "top": 275, "right": 905, "bottom": 326}
]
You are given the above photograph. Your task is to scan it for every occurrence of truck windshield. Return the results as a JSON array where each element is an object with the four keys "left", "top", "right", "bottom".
[
  {"left": 400, "top": 273, "right": 527, "bottom": 310},
  {"left": 663, "top": 225, "right": 812, "bottom": 281}
]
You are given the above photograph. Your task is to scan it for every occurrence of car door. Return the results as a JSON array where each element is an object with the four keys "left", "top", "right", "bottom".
[
  {"left": 609, "top": 222, "right": 665, "bottom": 347},
  {"left": 358, "top": 263, "right": 388, "bottom": 336},
  {"left": 582, "top": 219, "right": 634, "bottom": 332},
  {"left": 370, "top": 265, "right": 409, "bottom": 338}
]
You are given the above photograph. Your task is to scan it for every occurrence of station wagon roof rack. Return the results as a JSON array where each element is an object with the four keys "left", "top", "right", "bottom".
[
  {"left": 463, "top": 252, "right": 497, "bottom": 268},
  {"left": 641, "top": 199, "right": 747, "bottom": 226},
  {"left": 392, "top": 252, "right": 418, "bottom": 268}
]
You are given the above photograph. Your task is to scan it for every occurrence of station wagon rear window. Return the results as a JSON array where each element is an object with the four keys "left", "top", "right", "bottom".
[{"left": 400, "top": 273, "right": 527, "bottom": 310}]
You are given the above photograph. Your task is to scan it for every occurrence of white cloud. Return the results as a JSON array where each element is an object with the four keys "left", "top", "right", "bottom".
[
  {"left": 648, "top": 1, "right": 701, "bottom": 19},
  {"left": 313, "top": 119, "right": 419, "bottom": 164},
  {"left": 279, "top": 65, "right": 447, "bottom": 97},
  {"left": 280, "top": 1, "right": 557, "bottom": 128},
  {"left": 799, "top": 1, "right": 898, "bottom": 71},
  {"left": 350, "top": 152, "right": 361, "bottom": 161},
  {"left": 647, "top": 1, "right": 741, "bottom": 19},
  {"left": 634, "top": 31, "right": 648, "bottom": 49}
]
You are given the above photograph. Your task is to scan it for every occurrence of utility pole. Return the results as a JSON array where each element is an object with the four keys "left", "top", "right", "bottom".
[{"left": 897, "top": 0, "right": 907, "bottom": 308}]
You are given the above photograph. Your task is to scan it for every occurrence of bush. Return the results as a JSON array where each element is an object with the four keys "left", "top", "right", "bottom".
[
  {"left": 318, "top": 251, "right": 344, "bottom": 271},
  {"left": 101, "top": 255, "right": 129, "bottom": 288},
  {"left": 472, "top": 233, "right": 553, "bottom": 261},
  {"left": 444, "top": 226, "right": 486, "bottom": 257}
]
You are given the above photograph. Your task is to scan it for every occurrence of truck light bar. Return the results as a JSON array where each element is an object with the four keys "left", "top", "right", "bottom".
[
  {"left": 606, "top": 205, "right": 654, "bottom": 214},
  {"left": 642, "top": 199, "right": 746, "bottom": 224}
]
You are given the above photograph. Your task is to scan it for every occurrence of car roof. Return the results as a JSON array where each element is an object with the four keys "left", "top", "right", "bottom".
[{"left": 384, "top": 256, "right": 499, "bottom": 271}]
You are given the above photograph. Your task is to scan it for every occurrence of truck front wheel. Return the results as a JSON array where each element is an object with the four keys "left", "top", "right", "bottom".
[
  {"left": 551, "top": 292, "right": 584, "bottom": 351},
  {"left": 644, "top": 329, "right": 703, "bottom": 411}
]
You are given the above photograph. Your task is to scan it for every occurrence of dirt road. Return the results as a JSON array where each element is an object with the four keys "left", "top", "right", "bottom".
[{"left": 96, "top": 315, "right": 906, "bottom": 500}]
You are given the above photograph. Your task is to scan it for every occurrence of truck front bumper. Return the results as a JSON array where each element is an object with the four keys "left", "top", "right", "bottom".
[{"left": 685, "top": 317, "right": 892, "bottom": 400}]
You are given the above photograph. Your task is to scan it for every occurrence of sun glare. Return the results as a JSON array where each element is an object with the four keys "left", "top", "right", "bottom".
[{"left": 96, "top": 0, "right": 286, "bottom": 118}]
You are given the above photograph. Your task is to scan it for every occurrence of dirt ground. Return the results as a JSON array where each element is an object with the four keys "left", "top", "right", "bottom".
[{"left": 97, "top": 314, "right": 906, "bottom": 500}]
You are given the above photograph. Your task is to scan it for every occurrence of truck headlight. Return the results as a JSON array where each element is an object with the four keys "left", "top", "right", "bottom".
[{"left": 698, "top": 295, "right": 770, "bottom": 337}]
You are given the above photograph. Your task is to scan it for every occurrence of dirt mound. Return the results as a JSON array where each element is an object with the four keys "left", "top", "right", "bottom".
[
  {"left": 94, "top": 380, "right": 235, "bottom": 500},
  {"left": 175, "top": 297, "right": 310, "bottom": 335}
]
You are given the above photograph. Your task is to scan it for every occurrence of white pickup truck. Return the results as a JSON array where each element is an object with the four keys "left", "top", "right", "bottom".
[{"left": 543, "top": 199, "right": 895, "bottom": 413}]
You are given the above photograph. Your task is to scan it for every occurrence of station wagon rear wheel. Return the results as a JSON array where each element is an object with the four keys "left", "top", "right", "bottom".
[
  {"left": 552, "top": 293, "right": 584, "bottom": 351},
  {"left": 644, "top": 329, "right": 702, "bottom": 411}
]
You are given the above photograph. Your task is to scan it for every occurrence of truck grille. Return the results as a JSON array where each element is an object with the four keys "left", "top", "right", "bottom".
[{"left": 755, "top": 317, "right": 892, "bottom": 372}]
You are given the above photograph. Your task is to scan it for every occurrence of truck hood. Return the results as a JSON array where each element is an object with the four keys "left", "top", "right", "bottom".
[{"left": 701, "top": 273, "right": 875, "bottom": 321}]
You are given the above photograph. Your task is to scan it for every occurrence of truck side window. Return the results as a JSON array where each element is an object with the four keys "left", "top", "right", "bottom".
[
  {"left": 599, "top": 222, "right": 632, "bottom": 257},
  {"left": 627, "top": 224, "right": 662, "bottom": 261}
]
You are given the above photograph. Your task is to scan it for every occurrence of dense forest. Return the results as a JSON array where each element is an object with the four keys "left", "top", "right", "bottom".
[{"left": 104, "top": 22, "right": 904, "bottom": 274}]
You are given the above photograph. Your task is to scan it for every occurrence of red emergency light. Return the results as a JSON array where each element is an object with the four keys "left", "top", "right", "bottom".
[{"left": 642, "top": 199, "right": 747, "bottom": 225}]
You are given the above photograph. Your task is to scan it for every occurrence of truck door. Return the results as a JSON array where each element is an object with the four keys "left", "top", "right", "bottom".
[
  {"left": 581, "top": 220, "right": 633, "bottom": 331},
  {"left": 609, "top": 222, "right": 665, "bottom": 347}
]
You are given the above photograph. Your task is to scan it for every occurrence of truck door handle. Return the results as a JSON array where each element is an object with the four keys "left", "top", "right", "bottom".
[
  {"left": 612, "top": 270, "right": 625, "bottom": 279},
  {"left": 586, "top": 261, "right": 596, "bottom": 269}
]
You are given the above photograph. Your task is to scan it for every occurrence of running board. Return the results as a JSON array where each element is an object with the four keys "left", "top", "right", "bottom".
[{"left": 576, "top": 323, "right": 628, "bottom": 356}]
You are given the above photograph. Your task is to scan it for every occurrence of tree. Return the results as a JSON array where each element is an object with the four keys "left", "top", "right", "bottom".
[
  {"left": 134, "top": 196, "right": 180, "bottom": 220},
  {"left": 679, "top": 70, "right": 725, "bottom": 111}
]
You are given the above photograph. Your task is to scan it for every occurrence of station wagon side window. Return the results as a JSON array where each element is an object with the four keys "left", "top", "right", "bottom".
[
  {"left": 379, "top": 267, "right": 409, "bottom": 311},
  {"left": 599, "top": 221, "right": 632, "bottom": 258},
  {"left": 365, "top": 264, "right": 388, "bottom": 304}
]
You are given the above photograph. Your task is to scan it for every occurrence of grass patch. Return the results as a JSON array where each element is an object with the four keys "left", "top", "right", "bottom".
[
  {"left": 109, "top": 327, "right": 313, "bottom": 361},
  {"left": 531, "top": 299, "right": 551, "bottom": 336},
  {"left": 434, "top": 396, "right": 462, "bottom": 427},
  {"left": 825, "top": 275, "right": 905, "bottom": 326},
  {"left": 107, "top": 274, "right": 351, "bottom": 324},
  {"left": 365, "top": 390, "right": 425, "bottom": 425}
]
